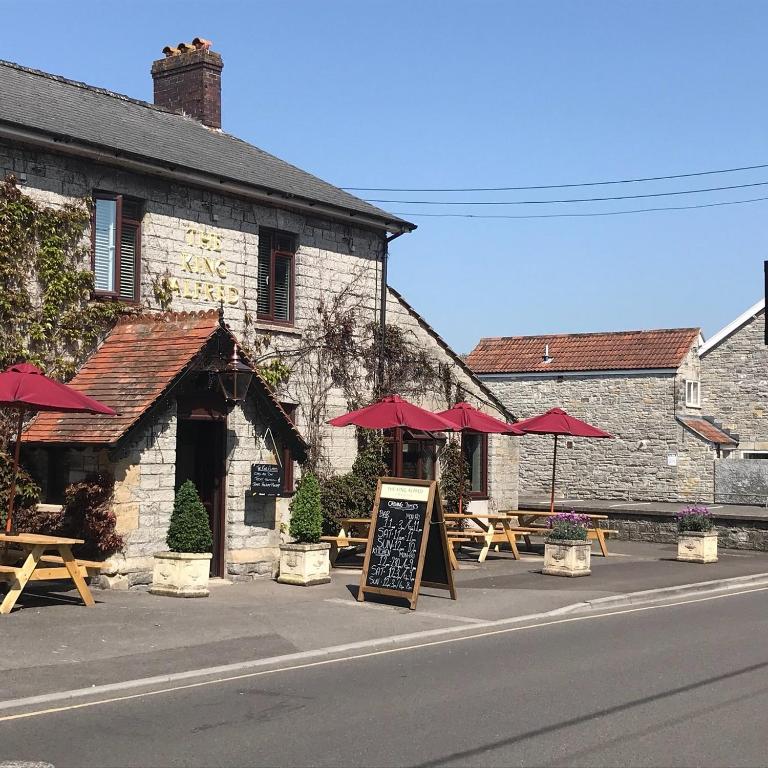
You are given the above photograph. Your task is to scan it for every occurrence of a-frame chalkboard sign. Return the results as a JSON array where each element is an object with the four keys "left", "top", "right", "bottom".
[{"left": 358, "top": 477, "right": 456, "bottom": 610}]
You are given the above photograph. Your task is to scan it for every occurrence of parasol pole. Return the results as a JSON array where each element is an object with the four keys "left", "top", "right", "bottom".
[
  {"left": 5, "top": 407, "right": 24, "bottom": 534},
  {"left": 549, "top": 434, "right": 558, "bottom": 516}
]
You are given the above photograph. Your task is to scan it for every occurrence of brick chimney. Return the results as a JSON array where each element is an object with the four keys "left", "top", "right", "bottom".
[{"left": 151, "top": 37, "right": 223, "bottom": 129}]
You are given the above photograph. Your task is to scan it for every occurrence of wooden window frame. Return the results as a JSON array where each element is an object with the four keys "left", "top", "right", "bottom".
[
  {"left": 257, "top": 229, "right": 295, "bottom": 326},
  {"left": 462, "top": 431, "right": 489, "bottom": 500},
  {"left": 384, "top": 428, "right": 442, "bottom": 481},
  {"left": 91, "top": 192, "right": 141, "bottom": 303}
]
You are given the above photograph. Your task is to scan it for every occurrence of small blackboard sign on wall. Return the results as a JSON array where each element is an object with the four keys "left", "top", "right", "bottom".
[
  {"left": 250, "top": 463, "right": 283, "bottom": 496},
  {"left": 358, "top": 477, "right": 456, "bottom": 610}
]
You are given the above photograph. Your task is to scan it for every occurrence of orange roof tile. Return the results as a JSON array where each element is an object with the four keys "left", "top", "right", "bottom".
[
  {"left": 677, "top": 416, "right": 738, "bottom": 446},
  {"left": 466, "top": 328, "right": 701, "bottom": 374},
  {"left": 23, "top": 311, "right": 221, "bottom": 445}
]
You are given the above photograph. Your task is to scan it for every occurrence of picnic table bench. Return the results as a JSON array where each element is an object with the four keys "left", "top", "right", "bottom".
[
  {"left": 321, "top": 518, "right": 372, "bottom": 565},
  {"left": 0, "top": 532, "right": 105, "bottom": 614},
  {"left": 510, "top": 511, "right": 617, "bottom": 556}
]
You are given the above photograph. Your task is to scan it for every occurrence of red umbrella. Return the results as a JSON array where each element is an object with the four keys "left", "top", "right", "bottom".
[
  {"left": 436, "top": 401, "right": 522, "bottom": 514},
  {"left": 436, "top": 401, "right": 522, "bottom": 435},
  {"left": 328, "top": 394, "right": 455, "bottom": 432},
  {"left": 0, "top": 363, "right": 116, "bottom": 534},
  {"left": 514, "top": 407, "right": 612, "bottom": 515}
]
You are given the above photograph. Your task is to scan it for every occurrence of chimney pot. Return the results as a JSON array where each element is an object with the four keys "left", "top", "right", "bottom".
[{"left": 151, "top": 38, "right": 223, "bottom": 129}]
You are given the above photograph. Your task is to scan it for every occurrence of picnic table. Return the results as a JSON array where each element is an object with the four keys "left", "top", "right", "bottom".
[
  {"left": 512, "top": 510, "right": 616, "bottom": 556},
  {"left": 321, "top": 518, "right": 372, "bottom": 565},
  {"left": 0, "top": 532, "right": 97, "bottom": 614},
  {"left": 443, "top": 513, "right": 521, "bottom": 567}
]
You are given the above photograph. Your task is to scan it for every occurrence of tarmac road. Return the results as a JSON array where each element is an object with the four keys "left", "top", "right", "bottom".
[{"left": 2, "top": 587, "right": 768, "bottom": 768}]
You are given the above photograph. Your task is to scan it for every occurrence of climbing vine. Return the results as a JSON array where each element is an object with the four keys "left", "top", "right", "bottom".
[{"left": 0, "top": 175, "right": 130, "bottom": 449}]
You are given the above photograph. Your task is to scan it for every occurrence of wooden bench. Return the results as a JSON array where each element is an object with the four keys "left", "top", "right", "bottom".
[
  {"left": 2, "top": 548, "right": 106, "bottom": 579},
  {"left": 508, "top": 526, "right": 619, "bottom": 557},
  {"left": 321, "top": 517, "right": 373, "bottom": 565}
]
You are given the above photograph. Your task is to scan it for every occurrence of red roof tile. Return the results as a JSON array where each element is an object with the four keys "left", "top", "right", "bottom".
[
  {"left": 23, "top": 311, "right": 223, "bottom": 445},
  {"left": 466, "top": 328, "right": 701, "bottom": 374},
  {"left": 677, "top": 416, "right": 738, "bottom": 446}
]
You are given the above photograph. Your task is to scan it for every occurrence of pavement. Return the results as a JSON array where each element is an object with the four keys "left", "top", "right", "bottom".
[
  {"left": 518, "top": 495, "right": 768, "bottom": 520},
  {"left": 3, "top": 580, "right": 768, "bottom": 767},
  {"left": 2, "top": 540, "right": 768, "bottom": 706}
]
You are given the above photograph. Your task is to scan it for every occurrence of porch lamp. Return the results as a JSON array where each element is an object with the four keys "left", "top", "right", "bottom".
[{"left": 216, "top": 345, "right": 254, "bottom": 404}]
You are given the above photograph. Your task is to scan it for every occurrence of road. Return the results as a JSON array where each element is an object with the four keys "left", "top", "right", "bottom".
[{"left": 2, "top": 588, "right": 768, "bottom": 767}]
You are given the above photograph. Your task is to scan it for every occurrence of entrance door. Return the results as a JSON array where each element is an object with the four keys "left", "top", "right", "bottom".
[{"left": 175, "top": 419, "right": 227, "bottom": 578}]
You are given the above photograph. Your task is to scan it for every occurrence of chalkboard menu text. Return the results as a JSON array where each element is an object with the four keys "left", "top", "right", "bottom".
[
  {"left": 358, "top": 478, "right": 456, "bottom": 609},
  {"left": 250, "top": 463, "right": 283, "bottom": 496}
]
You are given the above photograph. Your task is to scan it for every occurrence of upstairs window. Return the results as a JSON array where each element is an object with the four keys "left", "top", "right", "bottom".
[
  {"left": 257, "top": 228, "right": 295, "bottom": 324},
  {"left": 92, "top": 194, "right": 141, "bottom": 302},
  {"left": 685, "top": 380, "right": 700, "bottom": 408}
]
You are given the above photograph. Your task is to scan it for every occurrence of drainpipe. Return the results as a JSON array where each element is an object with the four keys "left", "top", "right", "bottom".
[{"left": 377, "top": 231, "right": 405, "bottom": 397}]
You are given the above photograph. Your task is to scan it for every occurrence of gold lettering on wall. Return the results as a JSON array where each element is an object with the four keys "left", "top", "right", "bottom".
[{"left": 171, "top": 227, "right": 240, "bottom": 306}]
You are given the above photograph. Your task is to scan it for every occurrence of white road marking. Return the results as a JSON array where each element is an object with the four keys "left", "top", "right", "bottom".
[{"left": 2, "top": 585, "right": 768, "bottom": 724}]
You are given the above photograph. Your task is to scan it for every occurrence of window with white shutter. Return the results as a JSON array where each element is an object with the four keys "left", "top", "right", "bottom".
[
  {"left": 92, "top": 194, "right": 142, "bottom": 302},
  {"left": 257, "top": 228, "right": 295, "bottom": 324}
]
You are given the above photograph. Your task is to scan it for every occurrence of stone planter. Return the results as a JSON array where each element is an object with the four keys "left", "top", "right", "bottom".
[
  {"left": 278, "top": 542, "right": 331, "bottom": 586},
  {"left": 542, "top": 538, "right": 591, "bottom": 577},
  {"left": 677, "top": 531, "right": 718, "bottom": 563},
  {"left": 149, "top": 551, "right": 212, "bottom": 597}
]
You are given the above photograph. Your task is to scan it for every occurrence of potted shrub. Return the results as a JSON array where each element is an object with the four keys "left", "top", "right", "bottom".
[
  {"left": 542, "top": 512, "right": 592, "bottom": 577},
  {"left": 150, "top": 480, "right": 213, "bottom": 597},
  {"left": 676, "top": 505, "right": 718, "bottom": 563},
  {"left": 278, "top": 471, "right": 331, "bottom": 586}
]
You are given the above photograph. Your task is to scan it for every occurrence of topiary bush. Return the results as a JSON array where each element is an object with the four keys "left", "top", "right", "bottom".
[
  {"left": 289, "top": 471, "right": 323, "bottom": 544},
  {"left": 167, "top": 480, "right": 213, "bottom": 554}
]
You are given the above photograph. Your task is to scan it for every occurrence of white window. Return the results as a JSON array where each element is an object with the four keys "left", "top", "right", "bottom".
[{"left": 685, "top": 380, "right": 700, "bottom": 408}]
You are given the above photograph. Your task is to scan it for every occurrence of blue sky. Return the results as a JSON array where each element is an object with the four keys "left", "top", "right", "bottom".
[{"left": 3, "top": 1, "right": 765, "bottom": 352}]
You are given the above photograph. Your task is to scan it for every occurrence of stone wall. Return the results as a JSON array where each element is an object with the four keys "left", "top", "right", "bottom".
[
  {"left": 483, "top": 369, "right": 715, "bottom": 502},
  {"left": 714, "top": 459, "right": 768, "bottom": 505},
  {"left": 5, "top": 137, "right": 517, "bottom": 577},
  {"left": 701, "top": 307, "right": 768, "bottom": 451},
  {"left": 607, "top": 512, "right": 768, "bottom": 551}
]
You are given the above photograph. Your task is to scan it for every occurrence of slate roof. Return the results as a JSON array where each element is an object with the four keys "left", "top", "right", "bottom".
[
  {"left": 22, "top": 311, "right": 307, "bottom": 457},
  {"left": 0, "top": 59, "right": 412, "bottom": 231},
  {"left": 676, "top": 415, "right": 738, "bottom": 446},
  {"left": 467, "top": 328, "right": 701, "bottom": 374}
]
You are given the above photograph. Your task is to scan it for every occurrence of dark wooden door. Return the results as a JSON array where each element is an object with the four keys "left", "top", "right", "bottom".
[{"left": 175, "top": 419, "right": 227, "bottom": 578}]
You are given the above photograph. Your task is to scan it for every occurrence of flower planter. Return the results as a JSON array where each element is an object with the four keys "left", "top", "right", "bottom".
[
  {"left": 542, "top": 538, "right": 591, "bottom": 577},
  {"left": 278, "top": 542, "right": 331, "bottom": 586},
  {"left": 677, "top": 531, "right": 718, "bottom": 564},
  {"left": 149, "top": 551, "right": 212, "bottom": 597}
]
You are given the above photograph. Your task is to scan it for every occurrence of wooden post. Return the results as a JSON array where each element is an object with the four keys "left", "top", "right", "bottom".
[
  {"left": 5, "top": 408, "right": 24, "bottom": 535},
  {"left": 549, "top": 434, "right": 558, "bottom": 516}
]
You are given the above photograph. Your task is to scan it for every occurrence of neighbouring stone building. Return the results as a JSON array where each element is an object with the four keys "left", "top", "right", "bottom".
[
  {"left": 700, "top": 299, "right": 768, "bottom": 504},
  {"left": 468, "top": 328, "right": 739, "bottom": 503},
  {"left": 3, "top": 40, "right": 517, "bottom": 585}
]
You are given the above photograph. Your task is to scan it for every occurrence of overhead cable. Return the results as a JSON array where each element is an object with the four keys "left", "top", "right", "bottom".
[
  {"left": 342, "top": 162, "right": 768, "bottom": 192},
  {"left": 365, "top": 179, "right": 768, "bottom": 205},
  {"left": 390, "top": 194, "right": 768, "bottom": 219}
]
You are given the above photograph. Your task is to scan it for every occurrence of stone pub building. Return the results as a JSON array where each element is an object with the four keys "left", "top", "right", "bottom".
[{"left": 2, "top": 40, "right": 517, "bottom": 586}]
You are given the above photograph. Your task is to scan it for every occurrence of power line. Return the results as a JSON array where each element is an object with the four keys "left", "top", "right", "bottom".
[
  {"left": 365, "top": 179, "right": 768, "bottom": 205},
  {"left": 390, "top": 194, "right": 768, "bottom": 219},
  {"left": 342, "top": 162, "right": 768, "bottom": 192}
]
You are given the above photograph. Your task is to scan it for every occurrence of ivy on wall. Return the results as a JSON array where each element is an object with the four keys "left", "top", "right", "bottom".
[{"left": 0, "top": 175, "right": 129, "bottom": 449}]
